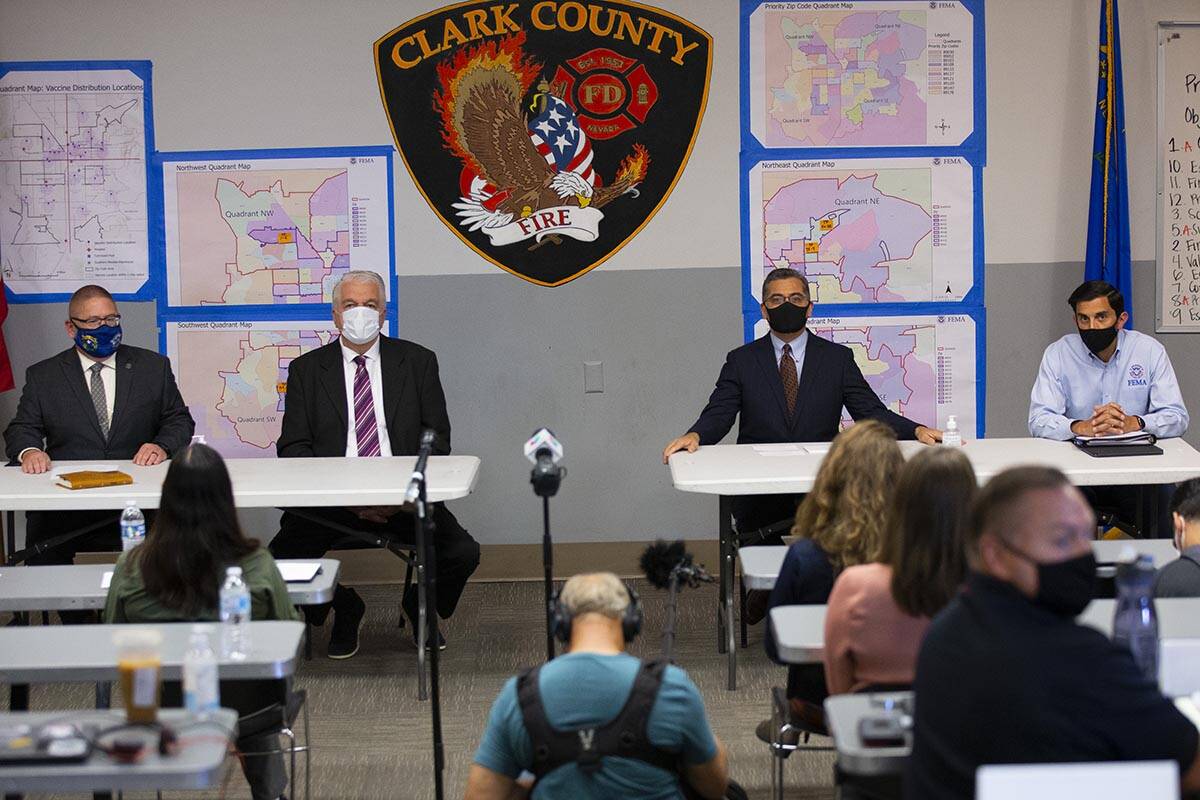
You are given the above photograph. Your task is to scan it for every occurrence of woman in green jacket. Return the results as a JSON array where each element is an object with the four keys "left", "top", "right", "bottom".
[{"left": 104, "top": 443, "right": 300, "bottom": 800}]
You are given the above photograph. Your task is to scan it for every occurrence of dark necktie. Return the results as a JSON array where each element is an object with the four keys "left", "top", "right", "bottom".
[
  {"left": 352, "top": 355, "right": 382, "bottom": 457},
  {"left": 780, "top": 343, "right": 798, "bottom": 417},
  {"left": 89, "top": 363, "right": 110, "bottom": 438}
]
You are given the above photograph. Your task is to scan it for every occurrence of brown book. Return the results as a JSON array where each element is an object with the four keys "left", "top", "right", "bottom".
[{"left": 54, "top": 470, "right": 134, "bottom": 490}]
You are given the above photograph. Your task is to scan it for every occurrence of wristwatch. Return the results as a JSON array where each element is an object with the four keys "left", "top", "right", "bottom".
[{"left": 1134, "top": 415, "right": 1145, "bottom": 430}]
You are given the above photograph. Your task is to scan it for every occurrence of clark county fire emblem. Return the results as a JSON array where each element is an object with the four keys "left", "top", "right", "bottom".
[{"left": 375, "top": 1, "right": 712, "bottom": 286}]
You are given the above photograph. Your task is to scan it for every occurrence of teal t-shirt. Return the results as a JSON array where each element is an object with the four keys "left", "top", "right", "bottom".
[{"left": 473, "top": 652, "right": 718, "bottom": 800}]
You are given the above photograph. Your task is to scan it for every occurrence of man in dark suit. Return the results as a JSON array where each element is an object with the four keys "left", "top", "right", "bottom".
[
  {"left": 269, "top": 270, "right": 480, "bottom": 659},
  {"left": 662, "top": 267, "right": 942, "bottom": 534},
  {"left": 4, "top": 284, "right": 195, "bottom": 570}
]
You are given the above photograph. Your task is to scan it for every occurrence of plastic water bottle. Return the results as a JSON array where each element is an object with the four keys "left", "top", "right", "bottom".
[
  {"left": 183, "top": 625, "right": 220, "bottom": 716},
  {"left": 942, "top": 415, "right": 962, "bottom": 447},
  {"left": 119, "top": 500, "right": 146, "bottom": 552},
  {"left": 1113, "top": 551, "right": 1159, "bottom": 681},
  {"left": 219, "top": 567, "right": 251, "bottom": 661}
]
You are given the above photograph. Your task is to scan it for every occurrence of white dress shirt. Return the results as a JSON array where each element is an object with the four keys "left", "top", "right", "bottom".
[
  {"left": 771, "top": 329, "right": 808, "bottom": 377},
  {"left": 78, "top": 349, "right": 117, "bottom": 424},
  {"left": 342, "top": 338, "right": 392, "bottom": 457}
]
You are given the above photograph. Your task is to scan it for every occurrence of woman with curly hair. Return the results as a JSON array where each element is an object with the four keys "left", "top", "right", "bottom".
[{"left": 761, "top": 420, "right": 904, "bottom": 734}]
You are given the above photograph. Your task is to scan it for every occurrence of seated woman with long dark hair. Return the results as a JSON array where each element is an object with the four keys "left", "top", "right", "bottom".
[
  {"left": 761, "top": 420, "right": 904, "bottom": 733},
  {"left": 103, "top": 443, "right": 299, "bottom": 800},
  {"left": 823, "top": 447, "right": 976, "bottom": 695}
]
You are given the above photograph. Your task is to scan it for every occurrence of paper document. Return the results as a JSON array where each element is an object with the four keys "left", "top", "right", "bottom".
[
  {"left": 1073, "top": 430, "right": 1157, "bottom": 446},
  {"left": 803, "top": 444, "right": 831, "bottom": 455},
  {"left": 278, "top": 561, "right": 322, "bottom": 583},
  {"left": 101, "top": 571, "right": 113, "bottom": 589},
  {"left": 1175, "top": 696, "right": 1200, "bottom": 732},
  {"left": 751, "top": 444, "right": 805, "bottom": 457}
]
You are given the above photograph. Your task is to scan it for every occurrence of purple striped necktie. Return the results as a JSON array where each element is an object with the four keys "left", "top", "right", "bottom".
[{"left": 352, "top": 355, "right": 382, "bottom": 457}]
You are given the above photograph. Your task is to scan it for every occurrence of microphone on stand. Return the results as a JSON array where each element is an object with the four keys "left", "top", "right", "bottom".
[
  {"left": 640, "top": 539, "right": 715, "bottom": 664},
  {"left": 524, "top": 428, "right": 565, "bottom": 498},
  {"left": 404, "top": 429, "right": 437, "bottom": 506}
]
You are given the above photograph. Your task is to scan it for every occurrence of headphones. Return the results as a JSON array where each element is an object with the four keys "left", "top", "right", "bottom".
[{"left": 548, "top": 581, "right": 643, "bottom": 644}]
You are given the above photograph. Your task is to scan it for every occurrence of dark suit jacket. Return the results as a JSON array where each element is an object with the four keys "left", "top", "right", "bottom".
[
  {"left": 4, "top": 345, "right": 195, "bottom": 462},
  {"left": 277, "top": 336, "right": 451, "bottom": 458},
  {"left": 688, "top": 333, "right": 921, "bottom": 445}
]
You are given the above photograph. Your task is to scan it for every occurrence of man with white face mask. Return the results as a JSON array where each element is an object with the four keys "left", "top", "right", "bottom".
[{"left": 269, "top": 271, "right": 480, "bottom": 659}]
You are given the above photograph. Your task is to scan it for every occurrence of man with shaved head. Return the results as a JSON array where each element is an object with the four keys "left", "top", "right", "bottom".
[
  {"left": 270, "top": 270, "right": 479, "bottom": 659},
  {"left": 4, "top": 285, "right": 194, "bottom": 582}
]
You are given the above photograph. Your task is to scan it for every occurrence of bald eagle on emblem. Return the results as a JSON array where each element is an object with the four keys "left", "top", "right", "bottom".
[{"left": 434, "top": 33, "right": 650, "bottom": 240}]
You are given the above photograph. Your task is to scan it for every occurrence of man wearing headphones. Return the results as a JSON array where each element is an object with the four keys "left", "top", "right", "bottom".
[{"left": 466, "top": 572, "right": 730, "bottom": 800}]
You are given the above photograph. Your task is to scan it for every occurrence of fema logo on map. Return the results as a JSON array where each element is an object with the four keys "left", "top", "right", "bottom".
[{"left": 374, "top": 1, "right": 712, "bottom": 286}]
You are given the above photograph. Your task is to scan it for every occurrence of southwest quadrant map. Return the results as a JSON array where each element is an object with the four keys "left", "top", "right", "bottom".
[
  {"left": 162, "top": 153, "right": 390, "bottom": 307},
  {"left": 752, "top": 312, "right": 978, "bottom": 434},
  {"left": 165, "top": 320, "right": 353, "bottom": 458},
  {"left": 749, "top": 1, "right": 975, "bottom": 149},
  {"left": 748, "top": 157, "right": 974, "bottom": 303},
  {"left": 0, "top": 67, "right": 150, "bottom": 295}
]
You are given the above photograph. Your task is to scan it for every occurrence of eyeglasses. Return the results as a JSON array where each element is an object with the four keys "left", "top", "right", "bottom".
[
  {"left": 764, "top": 294, "right": 809, "bottom": 309},
  {"left": 70, "top": 315, "right": 121, "bottom": 328}
]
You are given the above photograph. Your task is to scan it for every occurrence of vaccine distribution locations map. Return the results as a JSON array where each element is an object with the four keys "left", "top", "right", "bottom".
[
  {"left": 748, "top": 1, "right": 975, "bottom": 149},
  {"left": 0, "top": 66, "right": 150, "bottom": 295},
  {"left": 751, "top": 312, "right": 979, "bottom": 434},
  {"left": 165, "top": 320, "right": 352, "bottom": 458},
  {"left": 162, "top": 152, "right": 390, "bottom": 307},
  {"left": 748, "top": 157, "right": 974, "bottom": 303}
]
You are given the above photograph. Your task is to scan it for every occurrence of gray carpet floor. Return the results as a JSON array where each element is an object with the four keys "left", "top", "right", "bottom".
[{"left": 2, "top": 580, "right": 839, "bottom": 799}]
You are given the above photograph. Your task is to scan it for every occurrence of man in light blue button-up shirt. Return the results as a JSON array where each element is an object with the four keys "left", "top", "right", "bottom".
[
  {"left": 1029, "top": 282, "right": 1188, "bottom": 440},
  {"left": 1028, "top": 280, "right": 1188, "bottom": 536}
]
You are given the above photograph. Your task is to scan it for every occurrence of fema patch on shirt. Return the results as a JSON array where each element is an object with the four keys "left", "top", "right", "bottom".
[{"left": 1128, "top": 364, "right": 1147, "bottom": 386}]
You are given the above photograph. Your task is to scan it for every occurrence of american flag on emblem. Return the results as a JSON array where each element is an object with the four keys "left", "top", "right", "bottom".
[{"left": 527, "top": 94, "right": 596, "bottom": 186}]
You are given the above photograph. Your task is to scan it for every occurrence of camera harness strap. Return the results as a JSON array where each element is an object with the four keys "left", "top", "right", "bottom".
[{"left": 516, "top": 658, "right": 680, "bottom": 790}]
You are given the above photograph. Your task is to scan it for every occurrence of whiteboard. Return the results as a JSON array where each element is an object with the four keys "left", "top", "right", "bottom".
[{"left": 1157, "top": 22, "right": 1200, "bottom": 332}]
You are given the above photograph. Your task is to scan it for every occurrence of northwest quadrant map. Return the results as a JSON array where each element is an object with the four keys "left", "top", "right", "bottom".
[
  {"left": 162, "top": 153, "right": 390, "bottom": 307},
  {"left": 164, "top": 320, "right": 358, "bottom": 458},
  {"left": 748, "top": 157, "right": 974, "bottom": 303},
  {"left": 0, "top": 67, "right": 150, "bottom": 295},
  {"left": 751, "top": 312, "right": 978, "bottom": 434},
  {"left": 748, "top": 1, "right": 975, "bottom": 149}
]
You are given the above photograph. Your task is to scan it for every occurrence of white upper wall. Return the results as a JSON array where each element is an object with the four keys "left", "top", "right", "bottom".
[
  {"left": 1, "top": 0, "right": 1192, "bottom": 271},
  {"left": 985, "top": 0, "right": 1198, "bottom": 264},
  {"left": 0, "top": 0, "right": 739, "bottom": 276}
]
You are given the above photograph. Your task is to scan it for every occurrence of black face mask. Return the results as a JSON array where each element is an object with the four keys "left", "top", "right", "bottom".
[
  {"left": 999, "top": 538, "right": 1097, "bottom": 617},
  {"left": 766, "top": 302, "right": 809, "bottom": 334},
  {"left": 1079, "top": 325, "right": 1118, "bottom": 356}
]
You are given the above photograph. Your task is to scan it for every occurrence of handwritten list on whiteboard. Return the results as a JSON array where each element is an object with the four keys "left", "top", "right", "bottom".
[{"left": 1158, "top": 23, "right": 1200, "bottom": 332}]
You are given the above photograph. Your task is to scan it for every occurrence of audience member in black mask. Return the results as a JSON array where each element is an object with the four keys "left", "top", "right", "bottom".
[{"left": 907, "top": 466, "right": 1200, "bottom": 800}]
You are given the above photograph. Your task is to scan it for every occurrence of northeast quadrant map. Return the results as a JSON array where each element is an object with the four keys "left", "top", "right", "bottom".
[
  {"left": 0, "top": 68, "right": 149, "bottom": 295},
  {"left": 162, "top": 154, "right": 390, "bottom": 307},
  {"left": 165, "top": 320, "right": 355, "bottom": 458},
  {"left": 751, "top": 313, "right": 978, "bottom": 434},
  {"left": 749, "top": 1, "right": 975, "bottom": 148},
  {"left": 749, "top": 157, "right": 974, "bottom": 303}
]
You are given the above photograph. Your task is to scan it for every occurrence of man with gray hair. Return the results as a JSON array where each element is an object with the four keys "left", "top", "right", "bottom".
[
  {"left": 467, "top": 572, "right": 730, "bottom": 799},
  {"left": 270, "top": 270, "right": 479, "bottom": 659}
]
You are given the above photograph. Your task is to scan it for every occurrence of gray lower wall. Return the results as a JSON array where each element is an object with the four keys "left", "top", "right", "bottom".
[{"left": 2, "top": 260, "right": 1198, "bottom": 547}]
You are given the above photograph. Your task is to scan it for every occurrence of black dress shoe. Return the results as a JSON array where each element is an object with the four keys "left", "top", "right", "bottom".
[{"left": 327, "top": 590, "right": 366, "bottom": 660}]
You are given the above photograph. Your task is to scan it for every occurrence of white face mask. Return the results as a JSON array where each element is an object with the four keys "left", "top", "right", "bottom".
[{"left": 340, "top": 306, "right": 381, "bottom": 345}]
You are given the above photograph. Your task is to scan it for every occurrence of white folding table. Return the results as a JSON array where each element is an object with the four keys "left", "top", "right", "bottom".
[
  {"left": 0, "top": 708, "right": 238, "bottom": 794},
  {"left": 0, "top": 559, "right": 339, "bottom": 612},
  {"left": 671, "top": 437, "right": 1200, "bottom": 689},
  {"left": 0, "top": 456, "right": 480, "bottom": 701},
  {"left": 769, "top": 596, "right": 1200, "bottom": 665}
]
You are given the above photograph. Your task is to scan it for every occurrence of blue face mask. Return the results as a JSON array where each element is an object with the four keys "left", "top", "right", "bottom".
[{"left": 74, "top": 324, "right": 122, "bottom": 358}]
